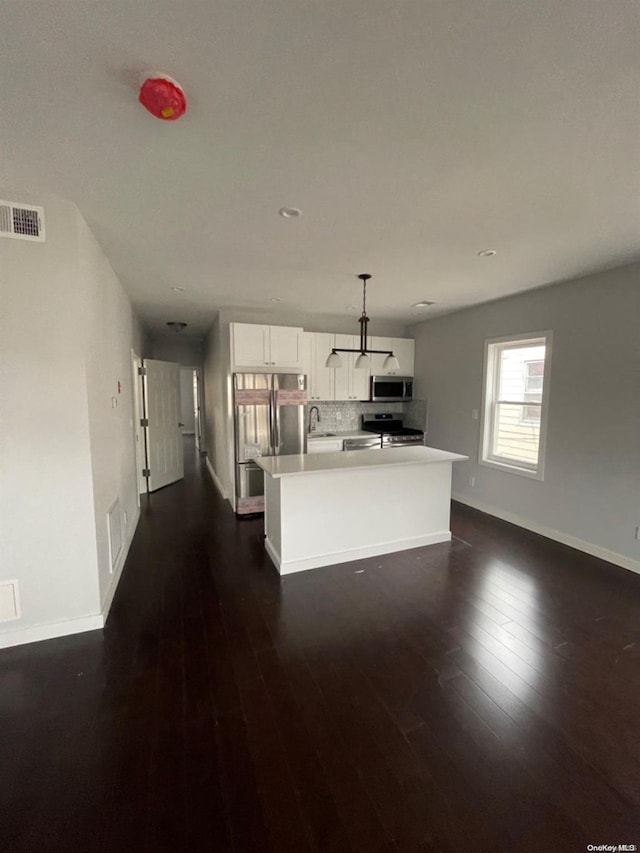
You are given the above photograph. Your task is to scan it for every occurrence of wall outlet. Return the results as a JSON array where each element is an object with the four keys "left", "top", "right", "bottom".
[{"left": 469, "top": 476, "right": 475, "bottom": 487}]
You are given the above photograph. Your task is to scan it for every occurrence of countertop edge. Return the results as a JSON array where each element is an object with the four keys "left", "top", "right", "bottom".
[{"left": 256, "top": 447, "right": 469, "bottom": 478}]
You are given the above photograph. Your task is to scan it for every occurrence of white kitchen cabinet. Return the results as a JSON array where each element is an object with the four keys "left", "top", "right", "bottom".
[
  {"left": 307, "top": 437, "right": 344, "bottom": 454},
  {"left": 232, "top": 323, "right": 269, "bottom": 367},
  {"left": 370, "top": 337, "right": 415, "bottom": 376},
  {"left": 333, "top": 334, "right": 370, "bottom": 401},
  {"left": 303, "top": 332, "right": 335, "bottom": 401},
  {"left": 231, "top": 323, "right": 303, "bottom": 370},
  {"left": 269, "top": 325, "right": 303, "bottom": 367}
]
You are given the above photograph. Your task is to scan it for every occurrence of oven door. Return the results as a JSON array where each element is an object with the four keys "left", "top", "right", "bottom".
[{"left": 369, "top": 376, "right": 413, "bottom": 402}]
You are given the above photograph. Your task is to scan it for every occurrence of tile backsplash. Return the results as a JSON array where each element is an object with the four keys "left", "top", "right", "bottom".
[
  {"left": 306, "top": 399, "right": 427, "bottom": 433},
  {"left": 403, "top": 399, "right": 428, "bottom": 432}
]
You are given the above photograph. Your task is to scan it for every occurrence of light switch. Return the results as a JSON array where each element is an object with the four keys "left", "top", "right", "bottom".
[{"left": 472, "top": 409, "right": 479, "bottom": 420}]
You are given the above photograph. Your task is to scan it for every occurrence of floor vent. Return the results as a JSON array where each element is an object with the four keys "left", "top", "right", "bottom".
[
  {"left": 0, "top": 200, "right": 45, "bottom": 242},
  {"left": 107, "top": 499, "right": 123, "bottom": 572},
  {"left": 0, "top": 581, "right": 21, "bottom": 623}
]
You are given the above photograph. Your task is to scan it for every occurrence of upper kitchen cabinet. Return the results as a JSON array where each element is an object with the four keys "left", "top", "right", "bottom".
[
  {"left": 370, "top": 337, "right": 415, "bottom": 376},
  {"left": 333, "top": 334, "right": 370, "bottom": 401},
  {"left": 303, "top": 332, "right": 335, "bottom": 401},
  {"left": 231, "top": 323, "right": 304, "bottom": 371}
]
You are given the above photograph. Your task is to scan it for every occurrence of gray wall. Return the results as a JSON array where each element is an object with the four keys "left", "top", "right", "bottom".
[
  {"left": 149, "top": 334, "right": 204, "bottom": 367},
  {"left": 411, "top": 262, "right": 640, "bottom": 571}
]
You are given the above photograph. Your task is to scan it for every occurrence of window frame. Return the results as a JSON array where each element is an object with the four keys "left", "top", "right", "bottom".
[{"left": 479, "top": 331, "right": 553, "bottom": 480}]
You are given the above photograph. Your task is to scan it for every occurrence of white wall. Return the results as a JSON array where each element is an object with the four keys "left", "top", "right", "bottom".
[
  {"left": 0, "top": 192, "right": 144, "bottom": 647},
  {"left": 0, "top": 196, "right": 101, "bottom": 644},
  {"left": 202, "top": 316, "right": 231, "bottom": 498},
  {"left": 411, "top": 262, "right": 640, "bottom": 572},
  {"left": 78, "top": 214, "right": 144, "bottom": 610}
]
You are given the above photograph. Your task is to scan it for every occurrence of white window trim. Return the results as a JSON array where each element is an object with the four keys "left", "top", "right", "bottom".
[{"left": 479, "top": 330, "right": 553, "bottom": 481}]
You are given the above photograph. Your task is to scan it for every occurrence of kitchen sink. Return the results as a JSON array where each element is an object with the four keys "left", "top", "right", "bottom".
[{"left": 308, "top": 431, "right": 337, "bottom": 437}]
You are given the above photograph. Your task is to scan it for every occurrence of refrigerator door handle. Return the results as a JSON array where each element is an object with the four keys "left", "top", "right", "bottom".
[
  {"left": 274, "top": 392, "right": 281, "bottom": 452},
  {"left": 268, "top": 389, "right": 275, "bottom": 450}
]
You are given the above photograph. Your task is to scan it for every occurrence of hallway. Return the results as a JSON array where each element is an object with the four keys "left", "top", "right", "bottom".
[{"left": 1, "top": 443, "right": 639, "bottom": 852}]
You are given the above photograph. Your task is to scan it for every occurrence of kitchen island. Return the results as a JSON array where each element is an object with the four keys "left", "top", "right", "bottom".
[{"left": 255, "top": 446, "right": 468, "bottom": 575}]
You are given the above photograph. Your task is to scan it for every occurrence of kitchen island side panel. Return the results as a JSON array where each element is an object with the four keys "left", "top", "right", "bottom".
[
  {"left": 266, "top": 461, "right": 453, "bottom": 575},
  {"left": 264, "top": 475, "right": 282, "bottom": 567}
]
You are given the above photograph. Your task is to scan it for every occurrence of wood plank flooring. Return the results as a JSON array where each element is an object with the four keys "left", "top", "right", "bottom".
[{"left": 1, "top": 440, "right": 639, "bottom": 852}]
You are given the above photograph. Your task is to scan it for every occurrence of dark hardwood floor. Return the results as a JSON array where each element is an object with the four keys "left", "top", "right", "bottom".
[{"left": 2, "top": 440, "right": 639, "bottom": 852}]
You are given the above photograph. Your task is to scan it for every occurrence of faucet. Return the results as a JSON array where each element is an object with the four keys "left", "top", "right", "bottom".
[{"left": 308, "top": 405, "right": 320, "bottom": 433}]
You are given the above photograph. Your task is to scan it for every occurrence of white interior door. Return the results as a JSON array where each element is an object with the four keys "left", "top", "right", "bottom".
[{"left": 143, "top": 358, "right": 184, "bottom": 492}]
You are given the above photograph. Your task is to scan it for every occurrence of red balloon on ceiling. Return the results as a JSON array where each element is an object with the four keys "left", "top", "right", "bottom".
[{"left": 138, "top": 75, "right": 187, "bottom": 121}]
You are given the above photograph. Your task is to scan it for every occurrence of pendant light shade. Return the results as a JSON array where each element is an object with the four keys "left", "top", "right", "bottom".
[
  {"left": 382, "top": 353, "right": 400, "bottom": 371},
  {"left": 325, "top": 351, "right": 342, "bottom": 368},
  {"left": 355, "top": 352, "right": 370, "bottom": 369}
]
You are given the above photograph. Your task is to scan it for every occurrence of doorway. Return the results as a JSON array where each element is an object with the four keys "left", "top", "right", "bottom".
[
  {"left": 131, "top": 354, "right": 185, "bottom": 493},
  {"left": 179, "top": 366, "right": 203, "bottom": 451}
]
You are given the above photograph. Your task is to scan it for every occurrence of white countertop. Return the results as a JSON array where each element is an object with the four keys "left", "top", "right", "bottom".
[
  {"left": 256, "top": 446, "right": 468, "bottom": 478},
  {"left": 307, "top": 430, "right": 372, "bottom": 440}
]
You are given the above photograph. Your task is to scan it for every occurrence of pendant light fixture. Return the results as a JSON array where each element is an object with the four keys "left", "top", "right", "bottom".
[{"left": 325, "top": 274, "right": 400, "bottom": 370}]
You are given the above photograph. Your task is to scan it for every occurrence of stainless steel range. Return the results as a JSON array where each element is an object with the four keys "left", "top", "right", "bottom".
[{"left": 361, "top": 413, "right": 425, "bottom": 448}]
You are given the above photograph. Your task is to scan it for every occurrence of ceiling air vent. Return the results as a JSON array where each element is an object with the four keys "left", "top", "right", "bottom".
[{"left": 0, "top": 200, "right": 45, "bottom": 242}]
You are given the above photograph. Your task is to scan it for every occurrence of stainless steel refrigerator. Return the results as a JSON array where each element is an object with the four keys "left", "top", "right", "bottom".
[{"left": 233, "top": 373, "right": 307, "bottom": 515}]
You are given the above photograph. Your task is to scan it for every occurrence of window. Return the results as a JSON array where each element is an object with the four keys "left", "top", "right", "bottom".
[
  {"left": 480, "top": 332, "right": 552, "bottom": 479},
  {"left": 522, "top": 359, "right": 544, "bottom": 422}
]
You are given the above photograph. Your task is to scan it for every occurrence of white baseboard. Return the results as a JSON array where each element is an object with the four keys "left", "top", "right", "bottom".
[
  {"left": 264, "top": 537, "right": 282, "bottom": 573},
  {"left": 270, "top": 531, "right": 452, "bottom": 576},
  {"left": 0, "top": 613, "right": 104, "bottom": 650},
  {"left": 452, "top": 493, "right": 640, "bottom": 575},
  {"left": 0, "top": 505, "right": 143, "bottom": 650},
  {"left": 206, "top": 455, "right": 227, "bottom": 500},
  {"left": 101, "top": 505, "right": 141, "bottom": 623}
]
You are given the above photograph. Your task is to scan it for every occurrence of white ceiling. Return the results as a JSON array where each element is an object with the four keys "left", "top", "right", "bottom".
[{"left": 2, "top": 1, "right": 639, "bottom": 335}]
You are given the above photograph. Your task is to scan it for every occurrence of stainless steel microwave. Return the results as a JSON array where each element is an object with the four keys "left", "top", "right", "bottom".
[{"left": 370, "top": 376, "right": 413, "bottom": 402}]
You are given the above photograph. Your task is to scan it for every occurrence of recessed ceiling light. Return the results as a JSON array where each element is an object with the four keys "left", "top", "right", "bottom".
[
  {"left": 477, "top": 249, "right": 496, "bottom": 257},
  {"left": 270, "top": 297, "right": 281, "bottom": 303},
  {"left": 278, "top": 207, "right": 301, "bottom": 218},
  {"left": 171, "top": 286, "right": 185, "bottom": 292},
  {"left": 412, "top": 301, "right": 435, "bottom": 309}
]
